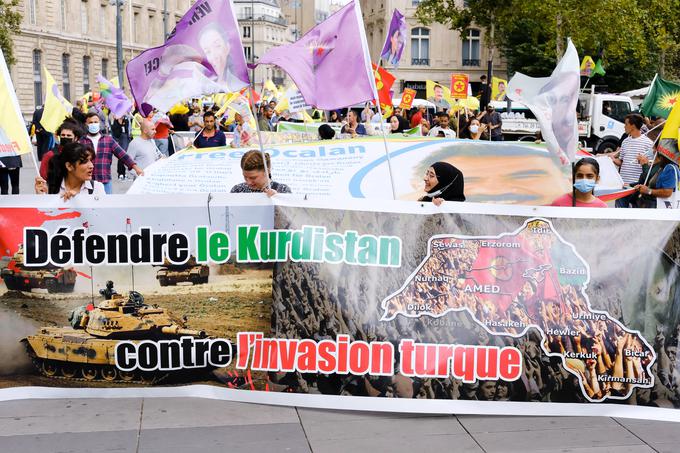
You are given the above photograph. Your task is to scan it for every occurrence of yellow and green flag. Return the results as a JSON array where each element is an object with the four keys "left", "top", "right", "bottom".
[
  {"left": 0, "top": 49, "right": 33, "bottom": 156},
  {"left": 641, "top": 75, "right": 680, "bottom": 119},
  {"left": 41, "top": 66, "right": 73, "bottom": 133}
]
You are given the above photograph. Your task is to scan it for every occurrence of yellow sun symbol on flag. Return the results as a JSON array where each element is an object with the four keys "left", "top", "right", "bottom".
[{"left": 658, "top": 91, "right": 680, "bottom": 110}]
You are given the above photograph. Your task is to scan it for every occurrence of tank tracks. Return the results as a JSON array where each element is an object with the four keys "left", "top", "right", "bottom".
[{"left": 29, "top": 356, "right": 169, "bottom": 385}]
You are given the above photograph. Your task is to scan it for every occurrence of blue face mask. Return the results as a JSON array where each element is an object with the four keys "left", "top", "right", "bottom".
[
  {"left": 87, "top": 123, "right": 100, "bottom": 135},
  {"left": 574, "top": 178, "right": 596, "bottom": 193}
]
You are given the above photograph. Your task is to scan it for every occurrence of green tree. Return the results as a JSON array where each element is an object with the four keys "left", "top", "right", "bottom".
[
  {"left": 416, "top": 0, "right": 674, "bottom": 91},
  {"left": 0, "top": 0, "right": 21, "bottom": 66}
]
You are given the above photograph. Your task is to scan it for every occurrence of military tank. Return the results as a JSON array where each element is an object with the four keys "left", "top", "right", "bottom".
[
  {"left": 22, "top": 286, "right": 211, "bottom": 384},
  {"left": 1, "top": 246, "right": 77, "bottom": 293},
  {"left": 156, "top": 256, "right": 209, "bottom": 286}
]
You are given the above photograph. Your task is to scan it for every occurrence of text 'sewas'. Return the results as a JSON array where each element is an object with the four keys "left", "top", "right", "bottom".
[
  {"left": 235, "top": 333, "right": 522, "bottom": 382},
  {"left": 22, "top": 225, "right": 402, "bottom": 268}
]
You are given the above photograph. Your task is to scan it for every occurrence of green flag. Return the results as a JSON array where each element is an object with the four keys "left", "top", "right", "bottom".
[
  {"left": 593, "top": 59, "right": 605, "bottom": 76},
  {"left": 640, "top": 75, "right": 680, "bottom": 119}
]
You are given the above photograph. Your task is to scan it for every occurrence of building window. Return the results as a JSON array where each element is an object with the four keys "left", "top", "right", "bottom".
[
  {"left": 80, "top": 1, "right": 88, "bottom": 34},
  {"left": 62, "top": 54, "right": 71, "bottom": 102},
  {"left": 33, "top": 49, "right": 42, "bottom": 106},
  {"left": 133, "top": 12, "right": 139, "bottom": 43},
  {"left": 243, "top": 26, "right": 251, "bottom": 38},
  {"left": 102, "top": 58, "right": 108, "bottom": 79},
  {"left": 244, "top": 6, "right": 252, "bottom": 18},
  {"left": 411, "top": 0, "right": 422, "bottom": 5},
  {"left": 60, "top": 0, "right": 67, "bottom": 30},
  {"left": 100, "top": 6, "right": 107, "bottom": 36},
  {"left": 244, "top": 46, "right": 252, "bottom": 61},
  {"left": 28, "top": 0, "right": 37, "bottom": 25},
  {"left": 411, "top": 27, "right": 429, "bottom": 66},
  {"left": 83, "top": 56, "right": 90, "bottom": 93},
  {"left": 462, "top": 29, "right": 481, "bottom": 66}
]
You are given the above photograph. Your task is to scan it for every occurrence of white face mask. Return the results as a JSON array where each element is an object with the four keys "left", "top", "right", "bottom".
[{"left": 469, "top": 125, "right": 479, "bottom": 134}]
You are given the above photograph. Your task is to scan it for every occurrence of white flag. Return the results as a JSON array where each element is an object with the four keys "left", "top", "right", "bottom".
[{"left": 508, "top": 39, "right": 580, "bottom": 163}]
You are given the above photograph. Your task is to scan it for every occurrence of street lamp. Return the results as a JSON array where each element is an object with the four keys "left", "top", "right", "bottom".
[{"left": 109, "top": 0, "right": 125, "bottom": 89}]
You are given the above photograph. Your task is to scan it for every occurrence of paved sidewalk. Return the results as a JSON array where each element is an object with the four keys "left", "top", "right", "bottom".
[{"left": 0, "top": 398, "right": 678, "bottom": 453}]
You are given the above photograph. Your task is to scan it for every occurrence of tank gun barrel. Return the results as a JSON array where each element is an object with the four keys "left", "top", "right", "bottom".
[{"left": 160, "top": 326, "right": 207, "bottom": 338}]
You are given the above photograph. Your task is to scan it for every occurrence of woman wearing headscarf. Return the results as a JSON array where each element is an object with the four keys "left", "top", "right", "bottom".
[
  {"left": 388, "top": 114, "right": 409, "bottom": 134},
  {"left": 419, "top": 161, "right": 465, "bottom": 206}
]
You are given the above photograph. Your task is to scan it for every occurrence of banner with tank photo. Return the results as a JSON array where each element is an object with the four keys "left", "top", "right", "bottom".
[
  {"left": 128, "top": 138, "right": 578, "bottom": 206},
  {"left": 0, "top": 195, "right": 275, "bottom": 389},
  {"left": 1, "top": 196, "right": 680, "bottom": 422}
]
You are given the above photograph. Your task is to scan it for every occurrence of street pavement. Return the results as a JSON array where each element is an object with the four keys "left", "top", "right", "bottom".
[{"left": 0, "top": 397, "right": 679, "bottom": 453}]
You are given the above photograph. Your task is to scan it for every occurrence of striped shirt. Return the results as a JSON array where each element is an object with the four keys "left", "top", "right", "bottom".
[
  {"left": 619, "top": 135, "right": 653, "bottom": 184},
  {"left": 230, "top": 181, "right": 291, "bottom": 194}
]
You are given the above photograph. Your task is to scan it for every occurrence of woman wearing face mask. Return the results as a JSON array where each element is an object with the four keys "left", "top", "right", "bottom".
[
  {"left": 39, "top": 119, "right": 84, "bottom": 181},
  {"left": 550, "top": 157, "right": 607, "bottom": 207},
  {"left": 468, "top": 118, "right": 487, "bottom": 140},
  {"left": 34, "top": 142, "right": 105, "bottom": 201},
  {"left": 420, "top": 161, "right": 465, "bottom": 206}
]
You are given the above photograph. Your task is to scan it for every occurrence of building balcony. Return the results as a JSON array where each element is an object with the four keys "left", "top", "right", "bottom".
[
  {"left": 411, "top": 58, "right": 429, "bottom": 66},
  {"left": 237, "top": 13, "right": 287, "bottom": 26},
  {"left": 463, "top": 58, "right": 481, "bottom": 66}
]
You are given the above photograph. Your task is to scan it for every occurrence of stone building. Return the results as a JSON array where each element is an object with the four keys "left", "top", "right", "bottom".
[
  {"left": 232, "top": 0, "right": 291, "bottom": 89},
  {"left": 359, "top": 0, "right": 506, "bottom": 98}
]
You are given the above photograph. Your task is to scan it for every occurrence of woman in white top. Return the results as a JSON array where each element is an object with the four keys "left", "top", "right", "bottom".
[{"left": 35, "top": 142, "right": 106, "bottom": 200}]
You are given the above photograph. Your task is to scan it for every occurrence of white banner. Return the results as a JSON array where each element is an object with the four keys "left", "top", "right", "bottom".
[{"left": 129, "top": 138, "right": 573, "bottom": 205}]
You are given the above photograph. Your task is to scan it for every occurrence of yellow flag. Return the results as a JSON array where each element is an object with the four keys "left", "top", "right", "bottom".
[
  {"left": 661, "top": 100, "right": 680, "bottom": 140},
  {"left": 0, "top": 48, "right": 32, "bottom": 156},
  {"left": 580, "top": 56, "right": 596, "bottom": 77},
  {"left": 659, "top": 100, "right": 680, "bottom": 164},
  {"left": 491, "top": 77, "right": 508, "bottom": 101},
  {"left": 264, "top": 79, "right": 277, "bottom": 93},
  {"left": 426, "top": 80, "right": 454, "bottom": 105},
  {"left": 42, "top": 66, "right": 73, "bottom": 133}
]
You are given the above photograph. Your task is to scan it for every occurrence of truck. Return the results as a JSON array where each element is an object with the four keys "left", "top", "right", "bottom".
[{"left": 494, "top": 86, "right": 636, "bottom": 154}]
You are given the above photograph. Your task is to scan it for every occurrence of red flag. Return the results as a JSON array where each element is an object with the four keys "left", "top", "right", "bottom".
[
  {"left": 82, "top": 221, "right": 89, "bottom": 228},
  {"left": 372, "top": 63, "right": 395, "bottom": 115},
  {"left": 126, "top": 218, "right": 131, "bottom": 225}
]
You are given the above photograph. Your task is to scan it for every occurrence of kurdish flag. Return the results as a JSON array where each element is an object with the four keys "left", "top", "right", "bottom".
[
  {"left": 640, "top": 75, "right": 680, "bottom": 119},
  {"left": 0, "top": 48, "right": 32, "bottom": 157}
]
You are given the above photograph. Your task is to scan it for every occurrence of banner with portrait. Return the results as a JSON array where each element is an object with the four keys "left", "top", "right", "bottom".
[
  {"left": 129, "top": 138, "right": 573, "bottom": 206},
  {"left": 1, "top": 196, "right": 680, "bottom": 422}
]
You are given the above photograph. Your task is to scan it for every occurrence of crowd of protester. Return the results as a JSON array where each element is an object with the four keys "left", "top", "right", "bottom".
[{"left": 0, "top": 92, "right": 673, "bottom": 212}]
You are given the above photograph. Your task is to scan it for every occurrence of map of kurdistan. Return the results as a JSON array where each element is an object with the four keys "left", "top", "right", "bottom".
[{"left": 381, "top": 218, "right": 655, "bottom": 402}]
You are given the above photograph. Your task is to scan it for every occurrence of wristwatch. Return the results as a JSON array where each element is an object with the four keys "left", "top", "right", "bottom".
[{"left": 648, "top": 188, "right": 653, "bottom": 195}]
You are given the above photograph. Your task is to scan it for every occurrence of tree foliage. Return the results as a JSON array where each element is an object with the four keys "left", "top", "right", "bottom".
[
  {"left": 0, "top": 0, "right": 21, "bottom": 66},
  {"left": 416, "top": 0, "right": 680, "bottom": 91}
]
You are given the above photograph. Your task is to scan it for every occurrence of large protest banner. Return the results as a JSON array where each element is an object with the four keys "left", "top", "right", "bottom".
[
  {"left": 1, "top": 195, "right": 680, "bottom": 422},
  {"left": 129, "top": 138, "right": 573, "bottom": 205}
]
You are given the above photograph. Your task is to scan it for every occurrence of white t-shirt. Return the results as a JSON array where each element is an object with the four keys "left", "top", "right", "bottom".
[
  {"left": 126, "top": 137, "right": 162, "bottom": 170},
  {"left": 428, "top": 126, "right": 456, "bottom": 138},
  {"left": 59, "top": 179, "right": 106, "bottom": 197},
  {"left": 88, "top": 133, "right": 101, "bottom": 153},
  {"left": 619, "top": 135, "right": 653, "bottom": 184}
]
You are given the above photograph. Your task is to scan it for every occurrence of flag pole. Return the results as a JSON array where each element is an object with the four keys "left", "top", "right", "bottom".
[
  {"left": 247, "top": 93, "right": 272, "bottom": 191},
  {"left": 354, "top": 1, "right": 397, "bottom": 200}
]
